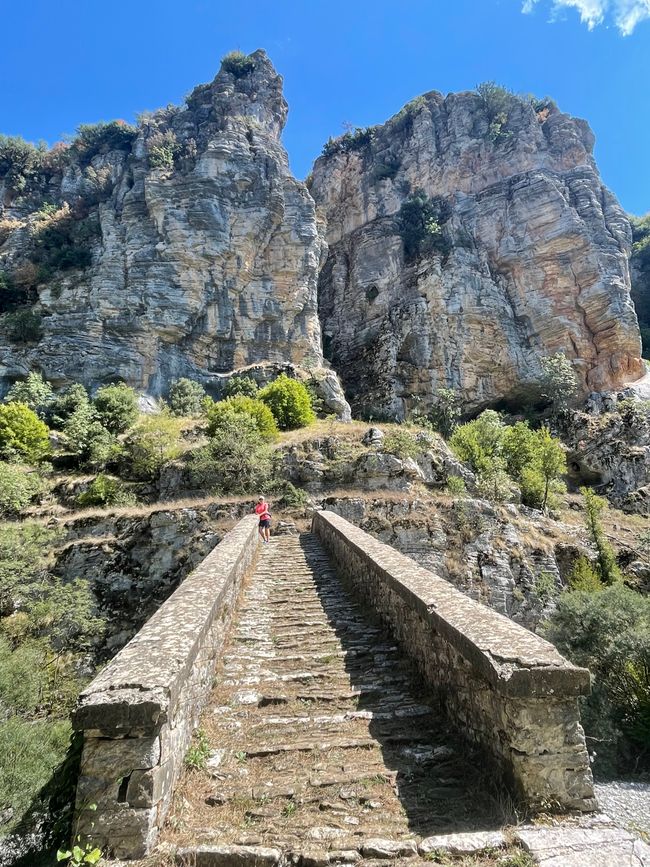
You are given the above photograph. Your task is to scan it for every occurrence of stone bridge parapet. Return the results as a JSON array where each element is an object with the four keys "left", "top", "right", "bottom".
[
  {"left": 312, "top": 509, "right": 596, "bottom": 812},
  {"left": 72, "top": 514, "right": 260, "bottom": 859}
]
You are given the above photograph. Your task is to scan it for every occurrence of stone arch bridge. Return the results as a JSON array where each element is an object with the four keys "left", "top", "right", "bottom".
[{"left": 71, "top": 513, "right": 645, "bottom": 865}]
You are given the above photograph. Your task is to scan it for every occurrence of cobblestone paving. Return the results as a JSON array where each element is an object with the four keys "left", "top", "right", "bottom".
[{"left": 165, "top": 533, "right": 508, "bottom": 862}]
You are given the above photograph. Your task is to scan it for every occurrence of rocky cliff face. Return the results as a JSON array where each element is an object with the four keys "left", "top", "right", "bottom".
[
  {"left": 310, "top": 91, "right": 643, "bottom": 418},
  {"left": 0, "top": 51, "right": 342, "bottom": 405}
]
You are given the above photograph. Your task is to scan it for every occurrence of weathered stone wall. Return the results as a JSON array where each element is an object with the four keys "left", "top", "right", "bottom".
[
  {"left": 312, "top": 510, "right": 595, "bottom": 811},
  {"left": 71, "top": 514, "right": 259, "bottom": 859}
]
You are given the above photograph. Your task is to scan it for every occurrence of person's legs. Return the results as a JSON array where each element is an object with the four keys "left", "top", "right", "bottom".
[
  {"left": 265, "top": 524, "right": 271, "bottom": 543},
  {"left": 258, "top": 523, "right": 265, "bottom": 542}
]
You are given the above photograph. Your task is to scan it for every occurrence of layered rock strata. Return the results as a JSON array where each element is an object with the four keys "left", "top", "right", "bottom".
[
  {"left": 310, "top": 91, "right": 643, "bottom": 418},
  {"left": 0, "top": 51, "right": 347, "bottom": 412}
]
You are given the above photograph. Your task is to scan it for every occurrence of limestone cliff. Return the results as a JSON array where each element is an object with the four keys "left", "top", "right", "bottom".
[
  {"left": 310, "top": 90, "right": 643, "bottom": 418},
  {"left": 0, "top": 50, "right": 346, "bottom": 409}
]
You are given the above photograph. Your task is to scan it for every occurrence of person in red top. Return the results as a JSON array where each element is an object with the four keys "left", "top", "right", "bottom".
[{"left": 255, "top": 496, "right": 271, "bottom": 543}]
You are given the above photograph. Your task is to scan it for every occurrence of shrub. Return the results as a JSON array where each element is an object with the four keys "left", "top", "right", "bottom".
[
  {"left": 207, "top": 396, "right": 278, "bottom": 440},
  {"left": 70, "top": 120, "right": 137, "bottom": 165},
  {"left": 75, "top": 474, "right": 136, "bottom": 508},
  {"left": 273, "top": 480, "right": 308, "bottom": 509},
  {"left": 568, "top": 555, "right": 603, "bottom": 592},
  {"left": 147, "top": 130, "right": 181, "bottom": 170},
  {"left": 64, "top": 403, "right": 116, "bottom": 468},
  {"left": 168, "top": 378, "right": 206, "bottom": 417},
  {"left": 189, "top": 411, "right": 271, "bottom": 494},
  {"left": 185, "top": 728, "right": 211, "bottom": 770},
  {"left": 5, "top": 371, "right": 54, "bottom": 417},
  {"left": 93, "top": 383, "right": 138, "bottom": 434},
  {"left": 0, "top": 270, "right": 28, "bottom": 312},
  {"left": 428, "top": 387, "right": 461, "bottom": 438},
  {"left": 581, "top": 486, "right": 622, "bottom": 585},
  {"left": 539, "top": 353, "right": 579, "bottom": 414},
  {"left": 3, "top": 308, "right": 43, "bottom": 343},
  {"left": 397, "top": 189, "right": 450, "bottom": 260},
  {"left": 322, "top": 126, "right": 375, "bottom": 159},
  {"left": 544, "top": 583, "right": 650, "bottom": 772},
  {"left": 222, "top": 375, "right": 259, "bottom": 399},
  {"left": 0, "top": 462, "right": 44, "bottom": 516},
  {"left": 446, "top": 475, "right": 466, "bottom": 495},
  {"left": 121, "top": 414, "right": 184, "bottom": 481},
  {"left": 476, "top": 81, "right": 515, "bottom": 144},
  {"left": 0, "top": 716, "right": 71, "bottom": 833},
  {"left": 30, "top": 208, "right": 99, "bottom": 273},
  {"left": 0, "top": 402, "right": 50, "bottom": 462},
  {"left": 51, "top": 383, "right": 91, "bottom": 428},
  {"left": 259, "top": 374, "right": 315, "bottom": 431},
  {"left": 221, "top": 51, "right": 256, "bottom": 78},
  {"left": 0, "top": 135, "right": 46, "bottom": 196},
  {"left": 382, "top": 428, "right": 422, "bottom": 459}
]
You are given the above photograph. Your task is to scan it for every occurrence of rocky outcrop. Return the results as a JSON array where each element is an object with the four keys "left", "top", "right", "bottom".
[
  {"left": 310, "top": 91, "right": 643, "bottom": 419},
  {"left": 0, "top": 51, "right": 347, "bottom": 413}
]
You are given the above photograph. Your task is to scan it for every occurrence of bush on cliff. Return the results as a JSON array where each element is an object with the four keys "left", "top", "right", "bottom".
[
  {"left": 0, "top": 462, "right": 45, "bottom": 516},
  {"left": 93, "top": 383, "right": 138, "bottom": 434},
  {"left": 190, "top": 410, "right": 271, "bottom": 494},
  {"left": 221, "top": 51, "right": 256, "bottom": 78},
  {"left": 544, "top": 583, "right": 650, "bottom": 773},
  {"left": 207, "top": 395, "right": 279, "bottom": 440},
  {"left": 222, "top": 375, "right": 259, "bottom": 399},
  {"left": 259, "top": 374, "right": 315, "bottom": 431},
  {"left": 581, "top": 486, "right": 622, "bottom": 585},
  {"left": 168, "top": 377, "right": 206, "bottom": 417},
  {"left": 5, "top": 371, "right": 54, "bottom": 418},
  {"left": 121, "top": 414, "right": 184, "bottom": 481},
  {"left": 51, "top": 383, "right": 91, "bottom": 428},
  {"left": 397, "top": 189, "right": 450, "bottom": 260},
  {"left": 3, "top": 307, "right": 43, "bottom": 344},
  {"left": 75, "top": 474, "right": 136, "bottom": 508},
  {"left": 0, "top": 402, "right": 50, "bottom": 463},
  {"left": 70, "top": 120, "right": 137, "bottom": 165}
]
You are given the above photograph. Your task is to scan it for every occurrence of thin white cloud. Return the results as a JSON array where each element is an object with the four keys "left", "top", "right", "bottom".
[{"left": 522, "top": 0, "right": 650, "bottom": 33}]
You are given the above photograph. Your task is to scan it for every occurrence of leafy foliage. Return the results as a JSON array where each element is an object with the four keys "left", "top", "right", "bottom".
[
  {"left": 322, "top": 127, "right": 375, "bottom": 159},
  {"left": 0, "top": 462, "right": 45, "bottom": 516},
  {"left": 539, "top": 353, "right": 579, "bottom": 414},
  {"left": 221, "top": 51, "right": 257, "bottom": 78},
  {"left": 259, "top": 374, "right": 316, "bottom": 431},
  {"left": 70, "top": 120, "right": 137, "bottom": 166},
  {"left": 428, "top": 387, "right": 461, "bottom": 438},
  {"left": 545, "top": 584, "right": 650, "bottom": 772},
  {"left": 75, "top": 474, "right": 136, "bottom": 508},
  {"left": 0, "top": 402, "right": 50, "bottom": 462},
  {"left": 51, "top": 383, "right": 91, "bottom": 428},
  {"left": 476, "top": 81, "right": 515, "bottom": 144},
  {"left": 397, "top": 189, "right": 450, "bottom": 260},
  {"left": 222, "top": 375, "right": 259, "bottom": 399},
  {"left": 581, "top": 486, "right": 622, "bottom": 585},
  {"left": 189, "top": 410, "right": 271, "bottom": 494},
  {"left": 382, "top": 429, "right": 422, "bottom": 459},
  {"left": 121, "top": 414, "right": 184, "bottom": 480},
  {"left": 3, "top": 307, "right": 43, "bottom": 343},
  {"left": 451, "top": 412, "right": 566, "bottom": 508},
  {"left": 6, "top": 371, "right": 54, "bottom": 417},
  {"left": 185, "top": 728, "right": 211, "bottom": 770},
  {"left": 93, "top": 383, "right": 138, "bottom": 434},
  {"left": 63, "top": 402, "right": 116, "bottom": 469},
  {"left": 147, "top": 130, "right": 181, "bottom": 170},
  {"left": 168, "top": 377, "right": 206, "bottom": 417},
  {"left": 207, "top": 395, "right": 278, "bottom": 440},
  {"left": 0, "top": 135, "right": 47, "bottom": 196}
]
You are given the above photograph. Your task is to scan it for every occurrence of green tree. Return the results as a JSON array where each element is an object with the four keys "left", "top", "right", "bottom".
[
  {"left": 63, "top": 403, "right": 116, "bottom": 468},
  {"left": 222, "top": 375, "right": 259, "bottom": 399},
  {"left": 535, "top": 426, "right": 567, "bottom": 512},
  {"left": 581, "top": 486, "right": 622, "bottom": 585},
  {"left": 544, "top": 584, "right": 650, "bottom": 772},
  {"left": 259, "top": 374, "right": 316, "bottom": 431},
  {"left": 5, "top": 372, "right": 54, "bottom": 417},
  {"left": 168, "top": 378, "right": 206, "bottom": 417},
  {"left": 50, "top": 383, "right": 90, "bottom": 428},
  {"left": 76, "top": 474, "right": 136, "bottom": 508},
  {"left": 189, "top": 411, "right": 271, "bottom": 494},
  {"left": 207, "top": 396, "right": 278, "bottom": 440},
  {"left": 429, "top": 387, "right": 461, "bottom": 438},
  {"left": 0, "top": 402, "right": 50, "bottom": 462},
  {"left": 539, "top": 353, "right": 579, "bottom": 414},
  {"left": 0, "top": 462, "right": 45, "bottom": 516},
  {"left": 121, "top": 414, "right": 184, "bottom": 480},
  {"left": 503, "top": 421, "right": 538, "bottom": 479},
  {"left": 568, "top": 555, "right": 603, "bottom": 592},
  {"left": 93, "top": 383, "right": 138, "bottom": 434},
  {"left": 397, "top": 189, "right": 449, "bottom": 260}
]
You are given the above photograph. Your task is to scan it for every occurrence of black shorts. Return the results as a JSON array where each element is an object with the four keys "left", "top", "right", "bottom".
[{"left": 259, "top": 518, "right": 271, "bottom": 529}]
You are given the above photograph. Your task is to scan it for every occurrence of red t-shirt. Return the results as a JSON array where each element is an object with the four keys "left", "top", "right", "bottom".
[{"left": 255, "top": 502, "right": 270, "bottom": 520}]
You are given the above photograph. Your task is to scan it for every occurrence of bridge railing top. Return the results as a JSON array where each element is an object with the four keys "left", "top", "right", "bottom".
[
  {"left": 72, "top": 514, "right": 259, "bottom": 735},
  {"left": 313, "top": 510, "right": 590, "bottom": 699}
]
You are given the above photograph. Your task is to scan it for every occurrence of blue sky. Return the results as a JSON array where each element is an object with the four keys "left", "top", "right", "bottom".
[{"left": 1, "top": 0, "right": 648, "bottom": 214}]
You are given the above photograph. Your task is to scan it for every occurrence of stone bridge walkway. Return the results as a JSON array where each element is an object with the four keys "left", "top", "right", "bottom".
[{"left": 163, "top": 532, "right": 510, "bottom": 863}]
